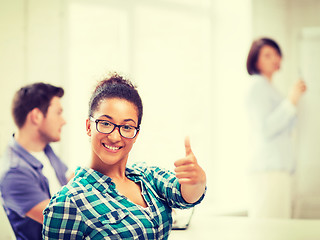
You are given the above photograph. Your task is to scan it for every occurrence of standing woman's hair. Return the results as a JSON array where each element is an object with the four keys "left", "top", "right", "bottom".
[
  {"left": 88, "top": 73, "right": 143, "bottom": 128},
  {"left": 246, "top": 37, "right": 282, "bottom": 75}
]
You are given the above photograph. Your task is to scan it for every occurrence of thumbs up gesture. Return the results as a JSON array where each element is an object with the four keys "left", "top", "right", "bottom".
[{"left": 174, "top": 137, "right": 206, "bottom": 203}]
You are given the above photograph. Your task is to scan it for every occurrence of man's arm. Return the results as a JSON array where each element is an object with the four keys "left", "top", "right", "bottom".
[
  {"left": 26, "top": 199, "right": 50, "bottom": 224},
  {"left": 67, "top": 171, "right": 75, "bottom": 182}
]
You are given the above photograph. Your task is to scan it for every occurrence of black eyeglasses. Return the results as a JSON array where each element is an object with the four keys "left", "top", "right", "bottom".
[{"left": 90, "top": 117, "right": 139, "bottom": 139}]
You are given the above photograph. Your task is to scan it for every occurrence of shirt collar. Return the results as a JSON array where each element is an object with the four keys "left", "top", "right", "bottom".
[
  {"left": 9, "top": 134, "right": 44, "bottom": 169},
  {"left": 74, "top": 167, "right": 113, "bottom": 192},
  {"left": 74, "top": 165, "right": 143, "bottom": 192},
  {"left": 125, "top": 165, "right": 144, "bottom": 177}
]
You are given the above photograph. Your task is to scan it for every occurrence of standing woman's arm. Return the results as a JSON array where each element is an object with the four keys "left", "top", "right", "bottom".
[{"left": 248, "top": 79, "right": 298, "bottom": 138}]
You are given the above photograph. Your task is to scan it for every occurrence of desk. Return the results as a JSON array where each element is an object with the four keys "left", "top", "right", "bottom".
[{"left": 170, "top": 211, "right": 320, "bottom": 240}]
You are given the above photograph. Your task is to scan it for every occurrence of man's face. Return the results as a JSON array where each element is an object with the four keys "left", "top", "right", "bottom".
[{"left": 38, "top": 96, "right": 66, "bottom": 143}]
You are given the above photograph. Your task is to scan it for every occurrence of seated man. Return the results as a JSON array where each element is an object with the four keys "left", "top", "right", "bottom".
[{"left": 0, "top": 82, "right": 71, "bottom": 240}]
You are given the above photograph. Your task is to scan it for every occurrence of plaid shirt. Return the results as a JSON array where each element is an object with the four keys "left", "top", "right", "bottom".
[{"left": 43, "top": 163, "right": 205, "bottom": 239}]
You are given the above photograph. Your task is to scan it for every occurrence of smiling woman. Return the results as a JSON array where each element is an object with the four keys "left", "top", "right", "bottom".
[{"left": 42, "top": 73, "right": 207, "bottom": 240}]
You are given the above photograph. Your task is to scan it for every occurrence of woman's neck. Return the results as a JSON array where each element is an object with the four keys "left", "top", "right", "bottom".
[
  {"left": 90, "top": 157, "right": 127, "bottom": 180},
  {"left": 261, "top": 72, "right": 273, "bottom": 82}
]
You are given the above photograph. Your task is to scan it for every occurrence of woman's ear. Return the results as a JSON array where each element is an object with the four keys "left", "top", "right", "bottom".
[{"left": 86, "top": 118, "right": 92, "bottom": 136}]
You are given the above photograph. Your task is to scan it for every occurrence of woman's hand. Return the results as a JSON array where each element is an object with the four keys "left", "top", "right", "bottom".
[
  {"left": 288, "top": 80, "right": 307, "bottom": 105},
  {"left": 174, "top": 137, "right": 206, "bottom": 203}
]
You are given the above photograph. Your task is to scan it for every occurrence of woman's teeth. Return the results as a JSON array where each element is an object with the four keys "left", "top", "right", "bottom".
[{"left": 103, "top": 144, "right": 120, "bottom": 150}]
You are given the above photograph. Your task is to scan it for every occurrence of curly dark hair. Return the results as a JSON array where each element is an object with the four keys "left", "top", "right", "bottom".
[
  {"left": 246, "top": 37, "right": 282, "bottom": 75},
  {"left": 88, "top": 73, "right": 143, "bottom": 128},
  {"left": 12, "top": 82, "right": 64, "bottom": 128}
]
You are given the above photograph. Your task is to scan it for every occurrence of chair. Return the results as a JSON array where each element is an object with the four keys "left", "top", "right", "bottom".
[{"left": 0, "top": 203, "right": 16, "bottom": 240}]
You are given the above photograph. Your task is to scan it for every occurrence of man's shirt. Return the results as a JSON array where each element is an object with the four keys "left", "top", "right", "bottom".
[
  {"left": 43, "top": 164, "right": 205, "bottom": 240},
  {"left": 0, "top": 135, "right": 68, "bottom": 240}
]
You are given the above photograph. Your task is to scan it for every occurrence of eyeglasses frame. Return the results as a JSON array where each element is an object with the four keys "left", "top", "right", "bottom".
[{"left": 89, "top": 116, "right": 139, "bottom": 139}]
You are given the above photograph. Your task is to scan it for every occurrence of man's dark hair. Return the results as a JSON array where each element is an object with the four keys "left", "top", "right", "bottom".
[{"left": 12, "top": 82, "right": 64, "bottom": 128}]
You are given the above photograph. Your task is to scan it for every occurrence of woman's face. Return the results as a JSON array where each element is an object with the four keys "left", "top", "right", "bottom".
[
  {"left": 86, "top": 98, "right": 139, "bottom": 168},
  {"left": 256, "top": 45, "right": 281, "bottom": 78}
]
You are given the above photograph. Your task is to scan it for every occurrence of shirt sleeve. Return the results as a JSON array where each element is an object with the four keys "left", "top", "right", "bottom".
[
  {"left": 137, "top": 164, "right": 205, "bottom": 209},
  {"left": 1, "top": 167, "right": 49, "bottom": 217},
  {"left": 247, "top": 79, "right": 297, "bottom": 139},
  {"left": 43, "top": 194, "right": 86, "bottom": 240}
]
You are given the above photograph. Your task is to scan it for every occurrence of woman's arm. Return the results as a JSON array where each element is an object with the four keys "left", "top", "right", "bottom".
[
  {"left": 288, "top": 80, "right": 307, "bottom": 106},
  {"left": 43, "top": 195, "right": 86, "bottom": 239},
  {"left": 247, "top": 79, "right": 300, "bottom": 138},
  {"left": 174, "top": 137, "right": 206, "bottom": 203}
]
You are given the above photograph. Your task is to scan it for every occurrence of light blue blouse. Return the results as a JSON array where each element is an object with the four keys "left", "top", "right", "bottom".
[{"left": 246, "top": 75, "right": 297, "bottom": 173}]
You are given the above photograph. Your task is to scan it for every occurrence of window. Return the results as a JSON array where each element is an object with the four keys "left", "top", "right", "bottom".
[{"left": 64, "top": 0, "right": 251, "bottom": 214}]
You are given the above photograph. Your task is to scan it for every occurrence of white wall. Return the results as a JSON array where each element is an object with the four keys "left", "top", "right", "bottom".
[
  {"left": 209, "top": 0, "right": 252, "bottom": 212},
  {"left": 0, "top": 1, "right": 25, "bottom": 154},
  {"left": 251, "top": 0, "right": 290, "bottom": 93},
  {"left": 0, "top": 0, "right": 65, "bottom": 154}
]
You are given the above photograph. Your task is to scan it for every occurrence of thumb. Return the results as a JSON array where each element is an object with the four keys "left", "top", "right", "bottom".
[{"left": 185, "top": 136, "right": 192, "bottom": 156}]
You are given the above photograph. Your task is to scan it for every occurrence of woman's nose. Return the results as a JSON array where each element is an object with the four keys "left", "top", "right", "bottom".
[{"left": 108, "top": 127, "right": 122, "bottom": 142}]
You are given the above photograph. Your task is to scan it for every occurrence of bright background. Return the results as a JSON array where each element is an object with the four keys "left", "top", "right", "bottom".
[{"left": 1, "top": 0, "right": 320, "bottom": 218}]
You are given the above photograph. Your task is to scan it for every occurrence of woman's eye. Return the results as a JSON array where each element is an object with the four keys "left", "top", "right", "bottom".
[
  {"left": 101, "top": 121, "right": 112, "bottom": 127},
  {"left": 122, "top": 125, "right": 133, "bottom": 131}
]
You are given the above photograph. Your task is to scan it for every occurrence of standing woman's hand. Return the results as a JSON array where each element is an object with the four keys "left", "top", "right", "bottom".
[
  {"left": 288, "top": 80, "right": 307, "bottom": 105},
  {"left": 174, "top": 137, "right": 206, "bottom": 203}
]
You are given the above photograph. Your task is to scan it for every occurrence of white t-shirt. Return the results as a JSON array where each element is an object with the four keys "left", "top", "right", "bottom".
[{"left": 31, "top": 151, "right": 62, "bottom": 195}]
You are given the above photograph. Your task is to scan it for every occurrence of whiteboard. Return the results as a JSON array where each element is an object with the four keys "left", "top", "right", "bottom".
[{"left": 295, "top": 27, "right": 320, "bottom": 218}]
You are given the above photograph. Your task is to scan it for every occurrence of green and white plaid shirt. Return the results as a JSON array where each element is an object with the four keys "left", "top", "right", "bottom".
[{"left": 42, "top": 163, "right": 205, "bottom": 239}]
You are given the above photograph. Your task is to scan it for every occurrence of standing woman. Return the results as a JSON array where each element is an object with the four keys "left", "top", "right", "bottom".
[
  {"left": 246, "top": 38, "right": 306, "bottom": 218},
  {"left": 42, "top": 73, "right": 206, "bottom": 239}
]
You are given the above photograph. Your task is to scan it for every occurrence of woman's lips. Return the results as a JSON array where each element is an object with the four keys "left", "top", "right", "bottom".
[{"left": 102, "top": 143, "right": 122, "bottom": 152}]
